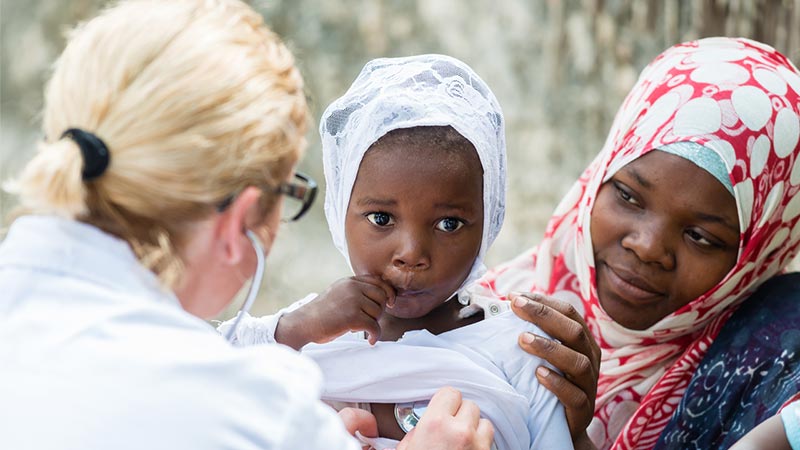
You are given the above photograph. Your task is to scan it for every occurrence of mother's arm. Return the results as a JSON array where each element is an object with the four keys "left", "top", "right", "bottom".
[{"left": 510, "top": 293, "right": 600, "bottom": 450}]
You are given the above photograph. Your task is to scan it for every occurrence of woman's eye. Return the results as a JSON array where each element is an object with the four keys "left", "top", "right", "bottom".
[
  {"left": 686, "top": 229, "right": 716, "bottom": 247},
  {"left": 614, "top": 182, "right": 639, "bottom": 206},
  {"left": 435, "top": 217, "right": 465, "bottom": 233},
  {"left": 366, "top": 212, "right": 394, "bottom": 227}
]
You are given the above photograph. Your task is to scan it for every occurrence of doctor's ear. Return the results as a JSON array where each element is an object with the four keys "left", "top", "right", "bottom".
[{"left": 216, "top": 187, "right": 264, "bottom": 265}]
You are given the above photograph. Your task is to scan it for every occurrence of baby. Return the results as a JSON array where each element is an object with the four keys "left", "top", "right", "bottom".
[{"left": 222, "top": 54, "right": 572, "bottom": 450}]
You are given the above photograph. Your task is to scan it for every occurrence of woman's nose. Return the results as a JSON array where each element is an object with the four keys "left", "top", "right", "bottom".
[
  {"left": 392, "top": 231, "right": 431, "bottom": 272},
  {"left": 621, "top": 221, "right": 675, "bottom": 270}
]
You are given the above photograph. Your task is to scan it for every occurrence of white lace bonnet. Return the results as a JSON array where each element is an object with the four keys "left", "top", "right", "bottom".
[{"left": 320, "top": 54, "right": 507, "bottom": 305}]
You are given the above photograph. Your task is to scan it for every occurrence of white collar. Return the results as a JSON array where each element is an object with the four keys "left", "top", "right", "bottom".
[{"left": 0, "top": 215, "right": 180, "bottom": 307}]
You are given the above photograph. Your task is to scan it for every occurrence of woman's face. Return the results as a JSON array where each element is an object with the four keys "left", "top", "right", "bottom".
[
  {"left": 344, "top": 141, "right": 484, "bottom": 319},
  {"left": 590, "top": 150, "right": 740, "bottom": 330},
  {"left": 176, "top": 185, "right": 284, "bottom": 320}
]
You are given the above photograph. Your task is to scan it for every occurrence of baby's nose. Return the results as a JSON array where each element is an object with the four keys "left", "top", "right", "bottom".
[{"left": 392, "top": 233, "right": 431, "bottom": 272}]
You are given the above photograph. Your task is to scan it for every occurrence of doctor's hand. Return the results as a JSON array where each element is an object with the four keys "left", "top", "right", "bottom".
[
  {"left": 510, "top": 293, "right": 600, "bottom": 449},
  {"left": 275, "top": 275, "right": 395, "bottom": 350},
  {"left": 397, "top": 387, "right": 494, "bottom": 450}
]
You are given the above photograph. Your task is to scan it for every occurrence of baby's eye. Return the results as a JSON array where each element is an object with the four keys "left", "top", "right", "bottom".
[
  {"left": 366, "top": 212, "right": 394, "bottom": 227},
  {"left": 435, "top": 217, "right": 465, "bottom": 233}
]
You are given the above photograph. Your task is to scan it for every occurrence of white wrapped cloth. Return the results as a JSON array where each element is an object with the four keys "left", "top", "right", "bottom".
[
  {"left": 304, "top": 310, "right": 573, "bottom": 450},
  {"left": 223, "top": 304, "right": 573, "bottom": 450}
]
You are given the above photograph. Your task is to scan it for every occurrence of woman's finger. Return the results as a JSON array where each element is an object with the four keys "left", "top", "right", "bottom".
[
  {"left": 519, "top": 332, "right": 595, "bottom": 394},
  {"left": 536, "top": 366, "right": 594, "bottom": 420},
  {"left": 510, "top": 293, "right": 600, "bottom": 364}
]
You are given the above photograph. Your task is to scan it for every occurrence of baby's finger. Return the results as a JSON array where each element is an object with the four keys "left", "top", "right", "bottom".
[
  {"left": 338, "top": 407, "right": 378, "bottom": 438},
  {"left": 359, "top": 313, "right": 382, "bottom": 345},
  {"left": 354, "top": 275, "right": 397, "bottom": 307},
  {"left": 351, "top": 279, "right": 391, "bottom": 311}
]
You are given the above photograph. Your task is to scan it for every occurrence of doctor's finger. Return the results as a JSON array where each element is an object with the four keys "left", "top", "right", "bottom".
[
  {"left": 476, "top": 418, "right": 495, "bottom": 450},
  {"left": 425, "top": 386, "right": 463, "bottom": 417},
  {"left": 454, "top": 398, "right": 481, "bottom": 428}
]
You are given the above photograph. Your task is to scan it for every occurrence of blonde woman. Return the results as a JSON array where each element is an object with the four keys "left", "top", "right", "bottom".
[{"left": 0, "top": 1, "right": 493, "bottom": 449}]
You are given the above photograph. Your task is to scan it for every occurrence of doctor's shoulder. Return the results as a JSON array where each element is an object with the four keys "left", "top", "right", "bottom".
[{"left": 134, "top": 317, "right": 347, "bottom": 449}]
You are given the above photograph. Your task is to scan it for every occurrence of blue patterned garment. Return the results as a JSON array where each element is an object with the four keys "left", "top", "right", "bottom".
[{"left": 655, "top": 273, "right": 800, "bottom": 449}]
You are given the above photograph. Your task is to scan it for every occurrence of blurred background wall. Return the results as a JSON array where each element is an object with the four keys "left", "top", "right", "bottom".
[{"left": 2, "top": 0, "right": 799, "bottom": 317}]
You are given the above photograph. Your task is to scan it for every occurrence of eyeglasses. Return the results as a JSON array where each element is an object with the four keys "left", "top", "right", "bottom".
[{"left": 217, "top": 171, "right": 318, "bottom": 222}]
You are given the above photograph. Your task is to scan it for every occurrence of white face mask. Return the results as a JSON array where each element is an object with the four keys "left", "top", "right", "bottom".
[{"left": 222, "top": 230, "right": 266, "bottom": 342}]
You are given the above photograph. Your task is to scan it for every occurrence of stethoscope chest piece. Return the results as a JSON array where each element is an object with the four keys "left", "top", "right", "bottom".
[{"left": 394, "top": 400, "right": 428, "bottom": 433}]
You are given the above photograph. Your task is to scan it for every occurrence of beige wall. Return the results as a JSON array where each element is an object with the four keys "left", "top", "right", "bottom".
[{"left": 2, "top": 0, "right": 798, "bottom": 316}]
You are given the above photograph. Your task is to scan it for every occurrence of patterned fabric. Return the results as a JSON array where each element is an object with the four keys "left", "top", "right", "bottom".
[
  {"left": 468, "top": 37, "right": 800, "bottom": 449},
  {"left": 319, "top": 54, "right": 506, "bottom": 302},
  {"left": 655, "top": 272, "right": 800, "bottom": 448}
]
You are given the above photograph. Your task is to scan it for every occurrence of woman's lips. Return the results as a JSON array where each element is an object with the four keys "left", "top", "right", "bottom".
[{"left": 603, "top": 264, "right": 664, "bottom": 304}]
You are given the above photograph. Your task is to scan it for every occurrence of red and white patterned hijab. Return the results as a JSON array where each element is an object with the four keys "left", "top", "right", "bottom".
[{"left": 470, "top": 37, "right": 800, "bottom": 449}]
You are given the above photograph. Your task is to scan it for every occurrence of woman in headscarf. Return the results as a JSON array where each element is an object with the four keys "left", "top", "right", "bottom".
[{"left": 469, "top": 37, "right": 800, "bottom": 449}]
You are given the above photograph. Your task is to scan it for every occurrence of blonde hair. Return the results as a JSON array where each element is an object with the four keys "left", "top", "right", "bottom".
[{"left": 6, "top": 0, "right": 308, "bottom": 286}]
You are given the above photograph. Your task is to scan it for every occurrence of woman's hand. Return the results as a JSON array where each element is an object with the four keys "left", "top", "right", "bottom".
[
  {"left": 397, "top": 387, "right": 495, "bottom": 450},
  {"left": 510, "top": 292, "right": 600, "bottom": 445},
  {"left": 275, "top": 275, "right": 395, "bottom": 350}
]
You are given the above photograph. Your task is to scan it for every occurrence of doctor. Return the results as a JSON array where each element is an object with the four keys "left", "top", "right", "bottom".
[{"left": 0, "top": 1, "right": 493, "bottom": 449}]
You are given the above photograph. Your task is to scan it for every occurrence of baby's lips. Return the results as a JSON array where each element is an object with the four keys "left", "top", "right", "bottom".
[{"left": 382, "top": 268, "right": 415, "bottom": 292}]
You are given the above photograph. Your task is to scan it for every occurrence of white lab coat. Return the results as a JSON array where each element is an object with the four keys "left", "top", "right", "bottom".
[{"left": 0, "top": 216, "right": 359, "bottom": 450}]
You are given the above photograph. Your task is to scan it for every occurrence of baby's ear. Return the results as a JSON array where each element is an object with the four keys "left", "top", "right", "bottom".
[{"left": 216, "top": 187, "right": 262, "bottom": 265}]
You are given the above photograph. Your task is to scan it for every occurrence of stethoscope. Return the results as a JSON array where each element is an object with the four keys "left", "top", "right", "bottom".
[{"left": 223, "top": 230, "right": 265, "bottom": 342}]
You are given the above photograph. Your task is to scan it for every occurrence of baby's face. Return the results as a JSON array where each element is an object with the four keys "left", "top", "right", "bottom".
[{"left": 344, "top": 140, "right": 484, "bottom": 319}]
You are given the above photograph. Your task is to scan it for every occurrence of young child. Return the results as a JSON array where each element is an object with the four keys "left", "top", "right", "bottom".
[{"left": 221, "top": 54, "right": 572, "bottom": 450}]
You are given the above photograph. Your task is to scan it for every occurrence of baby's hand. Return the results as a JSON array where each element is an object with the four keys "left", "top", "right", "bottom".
[{"left": 275, "top": 275, "right": 395, "bottom": 350}]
